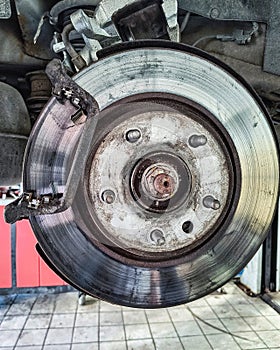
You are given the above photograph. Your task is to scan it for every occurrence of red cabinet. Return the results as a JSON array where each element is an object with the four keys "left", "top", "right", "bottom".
[{"left": 0, "top": 206, "right": 66, "bottom": 289}]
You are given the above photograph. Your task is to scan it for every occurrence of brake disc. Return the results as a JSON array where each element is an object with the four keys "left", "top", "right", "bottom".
[{"left": 24, "top": 41, "right": 279, "bottom": 307}]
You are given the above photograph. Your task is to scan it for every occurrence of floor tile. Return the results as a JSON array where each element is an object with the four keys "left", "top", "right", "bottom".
[
  {"left": 71, "top": 343, "right": 98, "bottom": 350},
  {"left": 206, "top": 295, "right": 230, "bottom": 307},
  {"left": 167, "top": 308, "right": 194, "bottom": 322},
  {"left": 123, "top": 310, "right": 147, "bottom": 324},
  {"left": 234, "top": 331, "right": 267, "bottom": 349},
  {"left": 207, "top": 333, "right": 241, "bottom": 350},
  {"left": 100, "top": 311, "right": 123, "bottom": 325},
  {"left": 43, "top": 345, "right": 71, "bottom": 350},
  {"left": 15, "top": 346, "right": 42, "bottom": 350},
  {"left": 31, "top": 295, "right": 55, "bottom": 315},
  {"left": 154, "top": 337, "right": 183, "bottom": 350},
  {"left": 54, "top": 294, "right": 77, "bottom": 314},
  {"left": 0, "top": 315, "right": 27, "bottom": 330},
  {"left": 25, "top": 314, "right": 52, "bottom": 329},
  {"left": 210, "top": 305, "right": 240, "bottom": 318},
  {"left": 50, "top": 313, "right": 75, "bottom": 328},
  {"left": 188, "top": 306, "right": 217, "bottom": 320},
  {"left": 257, "top": 330, "right": 280, "bottom": 348},
  {"left": 75, "top": 312, "right": 98, "bottom": 327},
  {"left": 125, "top": 323, "right": 151, "bottom": 340},
  {"left": 7, "top": 296, "right": 36, "bottom": 316},
  {"left": 145, "top": 309, "right": 171, "bottom": 323},
  {"left": 173, "top": 320, "right": 202, "bottom": 337},
  {"left": 99, "top": 325, "right": 125, "bottom": 342},
  {"left": 100, "top": 341, "right": 127, "bottom": 350},
  {"left": 180, "top": 335, "right": 212, "bottom": 350},
  {"left": 77, "top": 300, "right": 99, "bottom": 313},
  {"left": 72, "top": 326, "right": 98, "bottom": 343},
  {"left": 244, "top": 316, "right": 276, "bottom": 331},
  {"left": 45, "top": 327, "right": 73, "bottom": 345},
  {"left": 196, "top": 319, "right": 227, "bottom": 335},
  {"left": 220, "top": 317, "right": 252, "bottom": 332},
  {"left": 127, "top": 339, "right": 155, "bottom": 350},
  {"left": 267, "top": 315, "right": 280, "bottom": 329},
  {"left": 17, "top": 329, "right": 47, "bottom": 346},
  {"left": 100, "top": 302, "right": 122, "bottom": 312},
  {"left": 188, "top": 299, "right": 209, "bottom": 308},
  {"left": 0, "top": 329, "right": 21, "bottom": 347},
  {"left": 149, "top": 322, "right": 177, "bottom": 339},
  {"left": 233, "top": 304, "right": 262, "bottom": 317}
]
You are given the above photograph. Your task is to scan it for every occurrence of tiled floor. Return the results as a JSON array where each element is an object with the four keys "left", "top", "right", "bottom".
[{"left": 0, "top": 282, "right": 280, "bottom": 350}]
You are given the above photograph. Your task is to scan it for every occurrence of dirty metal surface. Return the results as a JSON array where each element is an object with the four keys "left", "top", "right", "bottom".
[
  {"left": 23, "top": 42, "right": 279, "bottom": 307},
  {"left": 178, "top": 0, "right": 280, "bottom": 75}
]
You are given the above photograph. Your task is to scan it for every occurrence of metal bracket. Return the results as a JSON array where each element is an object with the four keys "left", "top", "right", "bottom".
[
  {"left": 45, "top": 59, "right": 99, "bottom": 120},
  {"left": 5, "top": 59, "right": 100, "bottom": 224}
]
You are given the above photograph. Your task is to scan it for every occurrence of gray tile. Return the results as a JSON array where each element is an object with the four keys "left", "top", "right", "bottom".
[
  {"left": 167, "top": 308, "right": 194, "bottom": 322},
  {"left": 181, "top": 335, "right": 212, "bottom": 350},
  {"left": 7, "top": 296, "right": 36, "bottom": 316},
  {"left": 149, "top": 322, "right": 177, "bottom": 339},
  {"left": 146, "top": 309, "right": 171, "bottom": 323},
  {"left": 206, "top": 295, "right": 230, "bottom": 307},
  {"left": 73, "top": 326, "right": 98, "bottom": 343},
  {"left": 72, "top": 343, "right": 98, "bottom": 350},
  {"left": 100, "top": 325, "right": 125, "bottom": 342},
  {"left": 15, "top": 347, "right": 42, "bottom": 350},
  {"left": 17, "top": 329, "right": 47, "bottom": 346},
  {"left": 100, "top": 341, "right": 127, "bottom": 350},
  {"left": 220, "top": 318, "right": 251, "bottom": 333},
  {"left": 267, "top": 315, "right": 280, "bottom": 329},
  {"left": 0, "top": 305, "right": 9, "bottom": 317},
  {"left": 25, "top": 314, "right": 52, "bottom": 329},
  {"left": 174, "top": 320, "right": 202, "bottom": 337},
  {"left": 75, "top": 312, "right": 98, "bottom": 327},
  {"left": 45, "top": 328, "right": 73, "bottom": 345},
  {"left": 0, "top": 348, "right": 14, "bottom": 350},
  {"left": 31, "top": 295, "right": 55, "bottom": 315},
  {"left": 100, "top": 302, "right": 122, "bottom": 312},
  {"left": 125, "top": 324, "right": 151, "bottom": 340},
  {"left": 188, "top": 306, "right": 217, "bottom": 320},
  {"left": 54, "top": 293, "right": 77, "bottom": 314},
  {"left": 188, "top": 299, "right": 209, "bottom": 308},
  {"left": 233, "top": 304, "right": 262, "bottom": 317},
  {"left": 257, "top": 330, "right": 280, "bottom": 348},
  {"left": 77, "top": 300, "right": 99, "bottom": 313},
  {"left": 0, "top": 329, "right": 21, "bottom": 347},
  {"left": 50, "top": 313, "right": 75, "bottom": 328},
  {"left": 257, "top": 304, "right": 280, "bottom": 317},
  {"left": 100, "top": 311, "right": 123, "bottom": 325},
  {"left": 234, "top": 331, "right": 267, "bottom": 350},
  {"left": 210, "top": 305, "right": 240, "bottom": 318},
  {"left": 123, "top": 310, "right": 147, "bottom": 325},
  {"left": 43, "top": 346, "right": 71, "bottom": 350},
  {"left": 197, "top": 319, "right": 227, "bottom": 335},
  {"left": 244, "top": 316, "right": 276, "bottom": 331},
  {"left": 207, "top": 334, "right": 241, "bottom": 350},
  {"left": 155, "top": 337, "right": 183, "bottom": 350},
  {"left": 127, "top": 339, "right": 155, "bottom": 350},
  {"left": 0, "top": 315, "right": 27, "bottom": 330}
]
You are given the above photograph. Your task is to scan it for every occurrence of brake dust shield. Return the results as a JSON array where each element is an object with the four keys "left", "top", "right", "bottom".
[{"left": 23, "top": 42, "right": 279, "bottom": 307}]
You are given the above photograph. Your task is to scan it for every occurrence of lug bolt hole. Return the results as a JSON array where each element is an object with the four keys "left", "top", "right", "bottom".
[{"left": 182, "top": 221, "right": 194, "bottom": 234}]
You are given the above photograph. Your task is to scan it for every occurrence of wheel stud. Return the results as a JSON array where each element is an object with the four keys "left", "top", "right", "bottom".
[
  {"left": 203, "top": 196, "right": 221, "bottom": 210},
  {"left": 189, "top": 134, "right": 207, "bottom": 148},
  {"left": 102, "top": 190, "right": 116, "bottom": 204},
  {"left": 126, "top": 129, "right": 141, "bottom": 143},
  {"left": 150, "top": 230, "right": 166, "bottom": 246}
]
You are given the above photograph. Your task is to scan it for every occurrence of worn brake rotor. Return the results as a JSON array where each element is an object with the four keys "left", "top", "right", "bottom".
[{"left": 23, "top": 41, "right": 279, "bottom": 307}]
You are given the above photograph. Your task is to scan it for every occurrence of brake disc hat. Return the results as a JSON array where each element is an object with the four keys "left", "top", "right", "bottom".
[{"left": 24, "top": 42, "right": 279, "bottom": 307}]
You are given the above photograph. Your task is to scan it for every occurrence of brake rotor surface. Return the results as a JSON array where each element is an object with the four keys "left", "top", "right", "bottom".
[{"left": 24, "top": 41, "right": 279, "bottom": 307}]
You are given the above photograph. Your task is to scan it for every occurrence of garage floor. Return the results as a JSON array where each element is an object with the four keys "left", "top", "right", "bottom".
[{"left": 0, "top": 282, "right": 280, "bottom": 350}]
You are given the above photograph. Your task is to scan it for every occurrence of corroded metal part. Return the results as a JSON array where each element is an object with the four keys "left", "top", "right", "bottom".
[{"left": 23, "top": 42, "right": 279, "bottom": 307}]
